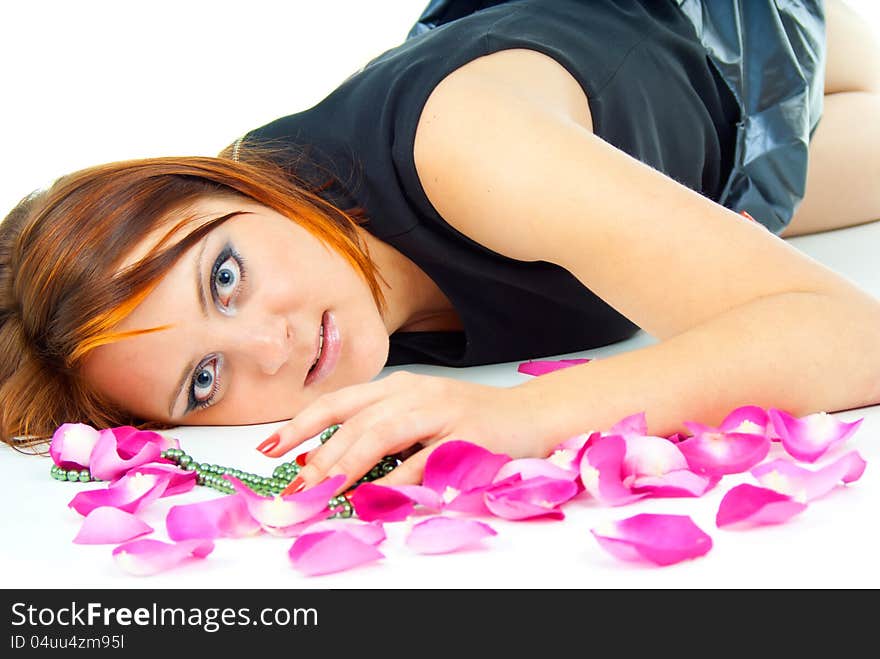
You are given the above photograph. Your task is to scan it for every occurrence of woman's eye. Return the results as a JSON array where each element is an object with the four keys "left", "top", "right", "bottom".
[
  {"left": 192, "top": 358, "right": 219, "bottom": 405},
  {"left": 213, "top": 255, "right": 240, "bottom": 307}
]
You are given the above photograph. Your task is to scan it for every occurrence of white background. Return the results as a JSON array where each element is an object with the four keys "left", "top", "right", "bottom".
[
  {"left": 2, "top": 1, "right": 880, "bottom": 589},
  {"left": 1, "top": 0, "right": 878, "bottom": 214},
  {"left": 0, "top": 1, "right": 430, "bottom": 213}
]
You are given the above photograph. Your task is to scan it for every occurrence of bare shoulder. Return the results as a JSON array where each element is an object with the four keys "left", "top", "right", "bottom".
[
  {"left": 413, "top": 47, "right": 594, "bottom": 262},
  {"left": 412, "top": 51, "right": 877, "bottom": 340},
  {"left": 423, "top": 48, "right": 595, "bottom": 131}
]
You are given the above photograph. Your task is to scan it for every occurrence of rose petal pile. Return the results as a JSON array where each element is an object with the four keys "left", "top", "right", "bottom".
[{"left": 50, "top": 359, "right": 868, "bottom": 576}]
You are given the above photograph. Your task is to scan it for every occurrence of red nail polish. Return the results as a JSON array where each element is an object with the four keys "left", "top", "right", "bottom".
[
  {"left": 295, "top": 450, "right": 311, "bottom": 466},
  {"left": 280, "top": 476, "right": 305, "bottom": 496},
  {"left": 257, "top": 433, "right": 280, "bottom": 454}
]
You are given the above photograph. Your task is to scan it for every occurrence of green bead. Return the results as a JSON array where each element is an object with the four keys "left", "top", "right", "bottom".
[
  {"left": 78, "top": 470, "right": 91, "bottom": 483},
  {"left": 183, "top": 463, "right": 196, "bottom": 472},
  {"left": 178, "top": 455, "right": 192, "bottom": 466},
  {"left": 66, "top": 469, "right": 79, "bottom": 481},
  {"left": 198, "top": 463, "right": 210, "bottom": 472}
]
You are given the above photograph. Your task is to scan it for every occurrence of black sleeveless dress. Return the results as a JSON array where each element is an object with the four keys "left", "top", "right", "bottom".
[{"left": 231, "top": 0, "right": 822, "bottom": 368}]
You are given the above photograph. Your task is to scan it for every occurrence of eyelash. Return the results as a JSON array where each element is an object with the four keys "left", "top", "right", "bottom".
[{"left": 187, "top": 245, "right": 248, "bottom": 412}]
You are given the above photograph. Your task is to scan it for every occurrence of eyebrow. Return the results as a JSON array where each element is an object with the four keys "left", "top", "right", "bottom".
[{"left": 167, "top": 235, "right": 211, "bottom": 419}]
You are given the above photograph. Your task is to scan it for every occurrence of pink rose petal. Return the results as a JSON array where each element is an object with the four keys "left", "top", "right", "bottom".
[
  {"left": 622, "top": 435, "right": 689, "bottom": 477},
  {"left": 684, "top": 405, "right": 771, "bottom": 439},
  {"left": 629, "top": 469, "right": 718, "bottom": 498},
  {"left": 715, "top": 483, "right": 808, "bottom": 528},
  {"left": 73, "top": 507, "right": 153, "bottom": 544},
  {"left": 554, "top": 431, "right": 599, "bottom": 455},
  {"left": 288, "top": 529, "right": 383, "bottom": 576},
  {"left": 387, "top": 485, "right": 444, "bottom": 511},
  {"left": 129, "top": 462, "right": 196, "bottom": 497},
  {"left": 422, "top": 440, "right": 511, "bottom": 496},
  {"left": 420, "top": 440, "right": 512, "bottom": 513},
  {"left": 609, "top": 412, "right": 648, "bottom": 438},
  {"left": 111, "top": 425, "right": 180, "bottom": 454},
  {"left": 493, "top": 457, "right": 578, "bottom": 483},
  {"left": 484, "top": 475, "right": 577, "bottom": 520},
  {"left": 293, "top": 519, "right": 386, "bottom": 545},
  {"left": 579, "top": 435, "right": 648, "bottom": 506},
  {"left": 112, "top": 538, "right": 213, "bottom": 576},
  {"left": 224, "top": 474, "right": 344, "bottom": 532},
  {"left": 89, "top": 428, "right": 165, "bottom": 481},
  {"left": 405, "top": 516, "right": 497, "bottom": 554},
  {"left": 750, "top": 451, "right": 867, "bottom": 502},
  {"left": 347, "top": 483, "right": 443, "bottom": 521},
  {"left": 350, "top": 483, "right": 416, "bottom": 522},
  {"left": 517, "top": 358, "right": 589, "bottom": 376},
  {"left": 591, "top": 513, "right": 713, "bottom": 566},
  {"left": 676, "top": 430, "right": 770, "bottom": 476},
  {"left": 68, "top": 471, "right": 172, "bottom": 516},
  {"left": 50, "top": 423, "right": 100, "bottom": 470},
  {"left": 769, "top": 409, "right": 863, "bottom": 463},
  {"left": 443, "top": 474, "right": 521, "bottom": 515},
  {"left": 166, "top": 494, "right": 262, "bottom": 540}
]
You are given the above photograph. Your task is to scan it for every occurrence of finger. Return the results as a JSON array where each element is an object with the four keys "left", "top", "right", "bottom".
[
  {"left": 259, "top": 378, "right": 396, "bottom": 457},
  {"left": 324, "top": 414, "right": 441, "bottom": 492},
  {"left": 301, "top": 409, "right": 437, "bottom": 493},
  {"left": 371, "top": 441, "right": 438, "bottom": 488},
  {"left": 290, "top": 394, "right": 408, "bottom": 484}
]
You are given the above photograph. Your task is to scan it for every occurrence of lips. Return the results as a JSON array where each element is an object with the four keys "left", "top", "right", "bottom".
[{"left": 304, "top": 311, "right": 340, "bottom": 386}]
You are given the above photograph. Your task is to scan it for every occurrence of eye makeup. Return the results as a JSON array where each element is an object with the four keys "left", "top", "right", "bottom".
[
  {"left": 183, "top": 242, "right": 249, "bottom": 414},
  {"left": 209, "top": 243, "right": 248, "bottom": 312}
]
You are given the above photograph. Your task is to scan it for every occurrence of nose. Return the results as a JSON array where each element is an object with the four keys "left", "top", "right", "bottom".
[{"left": 235, "top": 314, "right": 292, "bottom": 375}]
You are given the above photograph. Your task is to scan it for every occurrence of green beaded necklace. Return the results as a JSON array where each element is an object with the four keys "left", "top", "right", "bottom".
[{"left": 49, "top": 424, "right": 400, "bottom": 520}]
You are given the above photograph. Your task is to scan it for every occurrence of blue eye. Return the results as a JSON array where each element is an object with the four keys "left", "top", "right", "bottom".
[
  {"left": 210, "top": 245, "right": 246, "bottom": 309},
  {"left": 189, "top": 355, "right": 223, "bottom": 411},
  {"left": 189, "top": 244, "right": 245, "bottom": 414}
]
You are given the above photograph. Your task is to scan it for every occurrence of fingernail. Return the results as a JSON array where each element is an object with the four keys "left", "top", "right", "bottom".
[
  {"left": 280, "top": 476, "right": 305, "bottom": 496},
  {"left": 295, "top": 450, "right": 311, "bottom": 467},
  {"left": 257, "top": 433, "right": 280, "bottom": 454}
]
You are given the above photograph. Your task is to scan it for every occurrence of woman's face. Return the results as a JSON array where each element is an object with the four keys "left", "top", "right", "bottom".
[{"left": 81, "top": 195, "right": 392, "bottom": 426}]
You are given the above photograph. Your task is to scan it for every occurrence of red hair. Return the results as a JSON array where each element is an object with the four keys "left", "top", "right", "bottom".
[{"left": 0, "top": 141, "right": 385, "bottom": 451}]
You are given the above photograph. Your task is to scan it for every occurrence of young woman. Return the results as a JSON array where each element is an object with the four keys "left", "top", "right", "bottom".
[{"left": 2, "top": 0, "right": 879, "bottom": 496}]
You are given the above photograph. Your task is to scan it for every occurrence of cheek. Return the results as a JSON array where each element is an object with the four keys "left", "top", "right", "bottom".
[
  {"left": 347, "top": 317, "right": 390, "bottom": 380},
  {"left": 82, "top": 348, "right": 168, "bottom": 419}
]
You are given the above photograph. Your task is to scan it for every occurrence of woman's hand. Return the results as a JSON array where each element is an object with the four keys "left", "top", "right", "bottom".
[{"left": 256, "top": 370, "right": 547, "bottom": 494}]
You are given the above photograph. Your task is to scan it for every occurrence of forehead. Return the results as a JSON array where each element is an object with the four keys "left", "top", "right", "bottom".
[{"left": 119, "top": 193, "right": 259, "bottom": 271}]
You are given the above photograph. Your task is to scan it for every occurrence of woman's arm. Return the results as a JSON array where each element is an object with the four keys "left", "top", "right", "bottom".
[
  {"left": 263, "top": 70, "right": 880, "bottom": 490},
  {"left": 409, "top": 69, "right": 880, "bottom": 444}
]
